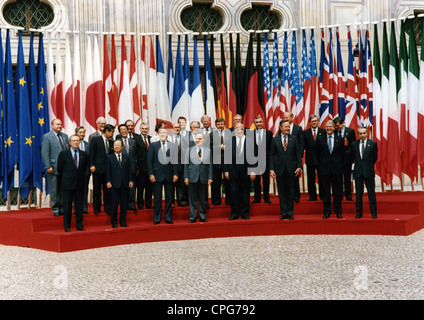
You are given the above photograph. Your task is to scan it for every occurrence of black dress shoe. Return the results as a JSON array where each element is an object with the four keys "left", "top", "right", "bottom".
[
  {"left": 112, "top": 223, "right": 118, "bottom": 228},
  {"left": 251, "top": 199, "right": 261, "bottom": 204},
  {"left": 166, "top": 220, "right": 174, "bottom": 224},
  {"left": 241, "top": 216, "right": 250, "bottom": 220},
  {"left": 345, "top": 195, "right": 354, "bottom": 201},
  {"left": 94, "top": 211, "right": 100, "bottom": 216},
  {"left": 355, "top": 215, "right": 362, "bottom": 219},
  {"left": 228, "top": 216, "right": 237, "bottom": 221},
  {"left": 64, "top": 227, "right": 70, "bottom": 232},
  {"left": 145, "top": 205, "right": 153, "bottom": 209},
  {"left": 189, "top": 219, "right": 196, "bottom": 223},
  {"left": 372, "top": 215, "right": 377, "bottom": 219},
  {"left": 76, "top": 226, "right": 85, "bottom": 231},
  {"left": 336, "top": 213, "right": 343, "bottom": 219},
  {"left": 153, "top": 221, "right": 160, "bottom": 225},
  {"left": 323, "top": 214, "right": 330, "bottom": 219},
  {"left": 212, "top": 202, "right": 221, "bottom": 206},
  {"left": 307, "top": 198, "right": 317, "bottom": 202},
  {"left": 199, "top": 219, "right": 208, "bottom": 222},
  {"left": 120, "top": 223, "right": 129, "bottom": 227},
  {"left": 264, "top": 199, "right": 272, "bottom": 204},
  {"left": 294, "top": 198, "right": 300, "bottom": 203},
  {"left": 280, "top": 216, "right": 285, "bottom": 220}
]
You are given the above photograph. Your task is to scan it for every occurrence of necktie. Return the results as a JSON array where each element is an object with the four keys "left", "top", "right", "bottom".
[
  {"left": 74, "top": 150, "right": 78, "bottom": 167},
  {"left": 328, "top": 135, "right": 333, "bottom": 154},
  {"left": 237, "top": 138, "right": 242, "bottom": 157},
  {"left": 124, "top": 139, "right": 129, "bottom": 154},
  {"left": 105, "top": 138, "right": 109, "bottom": 155},
  {"left": 361, "top": 140, "right": 365, "bottom": 159},
  {"left": 118, "top": 154, "right": 122, "bottom": 166},
  {"left": 198, "top": 148, "right": 202, "bottom": 160},
  {"left": 57, "top": 133, "right": 64, "bottom": 150},
  {"left": 220, "top": 131, "right": 224, "bottom": 144},
  {"left": 313, "top": 129, "right": 316, "bottom": 141},
  {"left": 162, "top": 142, "right": 166, "bottom": 155},
  {"left": 205, "top": 129, "right": 209, "bottom": 136},
  {"left": 144, "top": 135, "right": 149, "bottom": 150},
  {"left": 258, "top": 131, "right": 262, "bottom": 145},
  {"left": 283, "top": 136, "right": 287, "bottom": 151}
]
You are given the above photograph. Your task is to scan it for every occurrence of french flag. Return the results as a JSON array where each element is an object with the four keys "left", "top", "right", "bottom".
[
  {"left": 155, "top": 35, "right": 172, "bottom": 127},
  {"left": 191, "top": 34, "right": 204, "bottom": 123}
]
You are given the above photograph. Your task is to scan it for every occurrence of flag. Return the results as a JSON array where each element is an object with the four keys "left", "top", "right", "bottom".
[
  {"left": 419, "top": 19, "right": 424, "bottom": 179},
  {"left": 63, "top": 32, "right": 74, "bottom": 136},
  {"left": 308, "top": 28, "right": 320, "bottom": 127},
  {"left": 2, "top": 29, "right": 18, "bottom": 199},
  {"left": 235, "top": 32, "right": 243, "bottom": 115},
  {"left": 93, "top": 34, "right": 105, "bottom": 123},
  {"left": 345, "top": 25, "right": 359, "bottom": 133},
  {"left": 228, "top": 32, "right": 238, "bottom": 128},
  {"left": 183, "top": 34, "right": 191, "bottom": 118},
  {"left": 209, "top": 34, "right": 219, "bottom": 118},
  {"left": 104, "top": 33, "right": 118, "bottom": 126},
  {"left": 156, "top": 35, "right": 172, "bottom": 127},
  {"left": 204, "top": 34, "right": 217, "bottom": 125},
  {"left": 301, "top": 29, "right": 310, "bottom": 129},
  {"left": 141, "top": 35, "right": 149, "bottom": 124},
  {"left": 319, "top": 28, "right": 332, "bottom": 126},
  {"left": 0, "top": 30, "right": 4, "bottom": 186},
  {"left": 365, "top": 28, "right": 374, "bottom": 128},
  {"left": 16, "top": 30, "right": 33, "bottom": 199},
  {"left": 263, "top": 32, "right": 273, "bottom": 130},
  {"left": 243, "top": 32, "right": 265, "bottom": 129},
  {"left": 118, "top": 33, "right": 133, "bottom": 125},
  {"left": 381, "top": 21, "right": 391, "bottom": 184},
  {"left": 358, "top": 28, "right": 373, "bottom": 128},
  {"left": 191, "top": 35, "right": 204, "bottom": 122},
  {"left": 73, "top": 32, "right": 82, "bottom": 127},
  {"left": 166, "top": 34, "right": 174, "bottom": 118},
  {"left": 335, "top": 27, "right": 346, "bottom": 120},
  {"left": 220, "top": 33, "right": 229, "bottom": 124},
  {"left": 406, "top": 22, "right": 419, "bottom": 182},
  {"left": 271, "top": 31, "right": 280, "bottom": 135},
  {"left": 280, "top": 31, "right": 290, "bottom": 126},
  {"left": 29, "top": 32, "right": 42, "bottom": 193},
  {"left": 148, "top": 36, "right": 157, "bottom": 132},
  {"left": 37, "top": 32, "right": 50, "bottom": 194},
  {"left": 256, "top": 33, "right": 265, "bottom": 122},
  {"left": 54, "top": 33, "right": 65, "bottom": 126},
  {"left": 372, "top": 23, "right": 384, "bottom": 180},
  {"left": 171, "top": 35, "right": 189, "bottom": 123},
  {"left": 387, "top": 21, "right": 401, "bottom": 180},
  {"left": 46, "top": 32, "right": 56, "bottom": 124},
  {"left": 130, "top": 34, "right": 141, "bottom": 130},
  {"left": 290, "top": 30, "right": 303, "bottom": 126}
]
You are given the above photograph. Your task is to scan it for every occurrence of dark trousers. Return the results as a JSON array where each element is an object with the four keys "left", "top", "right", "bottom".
[
  {"left": 92, "top": 173, "right": 110, "bottom": 213},
  {"left": 174, "top": 166, "right": 188, "bottom": 205},
  {"left": 276, "top": 173, "right": 295, "bottom": 218},
  {"left": 319, "top": 173, "right": 343, "bottom": 216},
  {"left": 188, "top": 182, "right": 208, "bottom": 221},
  {"left": 306, "top": 164, "right": 319, "bottom": 200},
  {"left": 62, "top": 188, "right": 83, "bottom": 230},
  {"left": 342, "top": 164, "right": 353, "bottom": 197},
  {"left": 136, "top": 171, "right": 153, "bottom": 209},
  {"left": 110, "top": 187, "right": 129, "bottom": 226},
  {"left": 355, "top": 175, "right": 377, "bottom": 217},
  {"left": 229, "top": 175, "right": 250, "bottom": 219},
  {"left": 153, "top": 181, "right": 173, "bottom": 223},
  {"left": 253, "top": 169, "right": 270, "bottom": 201},
  {"left": 211, "top": 166, "right": 230, "bottom": 205}
]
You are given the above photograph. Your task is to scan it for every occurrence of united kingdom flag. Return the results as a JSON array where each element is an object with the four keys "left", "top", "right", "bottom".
[
  {"left": 319, "top": 28, "right": 332, "bottom": 125},
  {"left": 345, "top": 25, "right": 359, "bottom": 132}
]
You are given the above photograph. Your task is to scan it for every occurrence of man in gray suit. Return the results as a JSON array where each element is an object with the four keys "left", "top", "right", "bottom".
[
  {"left": 184, "top": 133, "right": 213, "bottom": 223},
  {"left": 41, "top": 119, "right": 69, "bottom": 216}
]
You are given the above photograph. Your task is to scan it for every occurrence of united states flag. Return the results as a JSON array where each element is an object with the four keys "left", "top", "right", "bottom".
[
  {"left": 301, "top": 29, "right": 310, "bottom": 130},
  {"left": 290, "top": 30, "right": 303, "bottom": 126},
  {"left": 271, "top": 32, "right": 280, "bottom": 135},
  {"left": 263, "top": 33, "right": 272, "bottom": 130},
  {"left": 279, "top": 31, "right": 290, "bottom": 128}
]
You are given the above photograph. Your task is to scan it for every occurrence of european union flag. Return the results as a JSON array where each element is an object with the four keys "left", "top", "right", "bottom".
[
  {"left": 16, "top": 30, "right": 33, "bottom": 199},
  {"left": 0, "top": 30, "right": 4, "bottom": 185},
  {"left": 37, "top": 32, "right": 50, "bottom": 194},
  {"left": 2, "top": 29, "right": 18, "bottom": 200}
]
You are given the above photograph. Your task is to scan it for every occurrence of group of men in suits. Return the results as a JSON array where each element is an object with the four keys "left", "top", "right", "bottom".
[{"left": 41, "top": 110, "right": 378, "bottom": 232}]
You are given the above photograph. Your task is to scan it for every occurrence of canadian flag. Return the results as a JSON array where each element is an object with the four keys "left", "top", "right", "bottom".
[
  {"left": 73, "top": 31, "right": 81, "bottom": 127},
  {"left": 54, "top": 33, "right": 65, "bottom": 126},
  {"left": 118, "top": 33, "right": 133, "bottom": 125},
  {"left": 130, "top": 34, "right": 141, "bottom": 131},
  {"left": 63, "top": 32, "right": 74, "bottom": 136},
  {"left": 104, "top": 33, "right": 118, "bottom": 126},
  {"left": 148, "top": 35, "right": 157, "bottom": 133},
  {"left": 140, "top": 35, "right": 148, "bottom": 124}
]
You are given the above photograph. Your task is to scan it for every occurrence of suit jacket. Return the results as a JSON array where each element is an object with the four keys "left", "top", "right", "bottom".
[
  {"left": 223, "top": 135, "right": 255, "bottom": 180},
  {"left": 210, "top": 128, "right": 231, "bottom": 168},
  {"left": 89, "top": 135, "right": 114, "bottom": 175},
  {"left": 253, "top": 128, "right": 273, "bottom": 167},
  {"left": 117, "top": 137, "right": 137, "bottom": 175},
  {"left": 269, "top": 134, "right": 303, "bottom": 177},
  {"left": 147, "top": 140, "right": 179, "bottom": 182},
  {"left": 57, "top": 149, "right": 88, "bottom": 190},
  {"left": 337, "top": 126, "right": 356, "bottom": 165},
  {"left": 184, "top": 146, "right": 213, "bottom": 184},
  {"left": 41, "top": 130, "right": 69, "bottom": 175},
  {"left": 88, "top": 131, "right": 101, "bottom": 143},
  {"left": 105, "top": 153, "right": 133, "bottom": 189},
  {"left": 316, "top": 133, "right": 345, "bottom": 175},
  {"left": 290, "top": 124, "right": 305, "bottom": 151},
  {"left": 133, "top": 134, "right": 151, "bottom": 173},
  {"left": 79, "top": 140, "right": 90, "bottom": 177},
  {"left": 303, "top": 127, "right": 326, "bottom": 166},
  {"left": 352, "top": 139, "right": 378, "bottom": 180}
]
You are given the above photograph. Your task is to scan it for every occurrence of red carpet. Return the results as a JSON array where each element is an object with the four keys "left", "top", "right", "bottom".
[{"left": 1, "top": 191, "right": 424, "bottom": 252}]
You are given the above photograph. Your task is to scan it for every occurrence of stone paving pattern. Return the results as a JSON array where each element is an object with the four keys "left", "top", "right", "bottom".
[{"left": 0, "top": 229, "right": 423, "bottom": 300}]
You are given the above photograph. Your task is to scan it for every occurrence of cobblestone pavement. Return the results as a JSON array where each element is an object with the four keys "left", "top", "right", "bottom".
[{"left": 0, "top": 229, "right": 423, "bottom": 300}]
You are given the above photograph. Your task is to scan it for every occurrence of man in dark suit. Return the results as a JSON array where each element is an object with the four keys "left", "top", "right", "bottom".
[
  {"left": 105, "top": 140, "right": 134, "bottom": 228},
  {"left": 124, "top": 119, "right": 140, "bottom": 140},
  {"left": 303, "top": 115, "right": 325, "bottom": 201},
  {"left": 270, "top": 120, "right": 303, "bottom": 220},
  {"left": 316, "top": 120, "right": 345, "bottom": 219},
  {"left": 184, "top": 133, "right": 213, "bottom": 223},
  {"left": 57, "top": 134, "right": 88, "bottom": 232},
  {"left": 224, "top": 123, "right": 256, "bottom": 220},
  {"left": 88, "top": 117, "right": 106, "bottom": 142},
  {"left": 147, "top": 127, "right": 179, "bottom": 225},
  {"left": 284, "top": 112, "right": 304, "bottom": 203},
  {"left": 76, "top": 126, "right": 90, "bottom": 214},
  {"left": 252, "top": 116, "right": 273, "bottom": 204},
  {"left": 352, "top": 127, "right": 378, "bottom": 219},
  {"left": 41, "top": 119, "right": 69, "bottom": 216},
  {"left": 170, "top": 122, "right": 188, "bottom": 207},
  {"left": 133, "top": 122, "right": 153, "bottom": 209},
  {"left": 116, "top": 123, "right": 137, "bottom": 212},
  {"left": 210, "top": 117, "right": 230, "bottom": 206},
  {"left": 89, "top": 124, "right": 115, "bottom": 215},
  {"left": 333, "top": 116, "right": 356, "bottom": 201}
]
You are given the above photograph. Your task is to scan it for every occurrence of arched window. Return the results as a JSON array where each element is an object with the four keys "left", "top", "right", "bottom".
[
  {"left": 3, "top": 0, "right": 54, "bottom": 30},
  {"left": 403, "top": 12, "right": 424, "bottom": 45},
  {"left": 240, "top": 5, "right": 281, "bottom": 32},
  {"left": 181, "top": 2, "right": 224, "bottom": 33}
]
